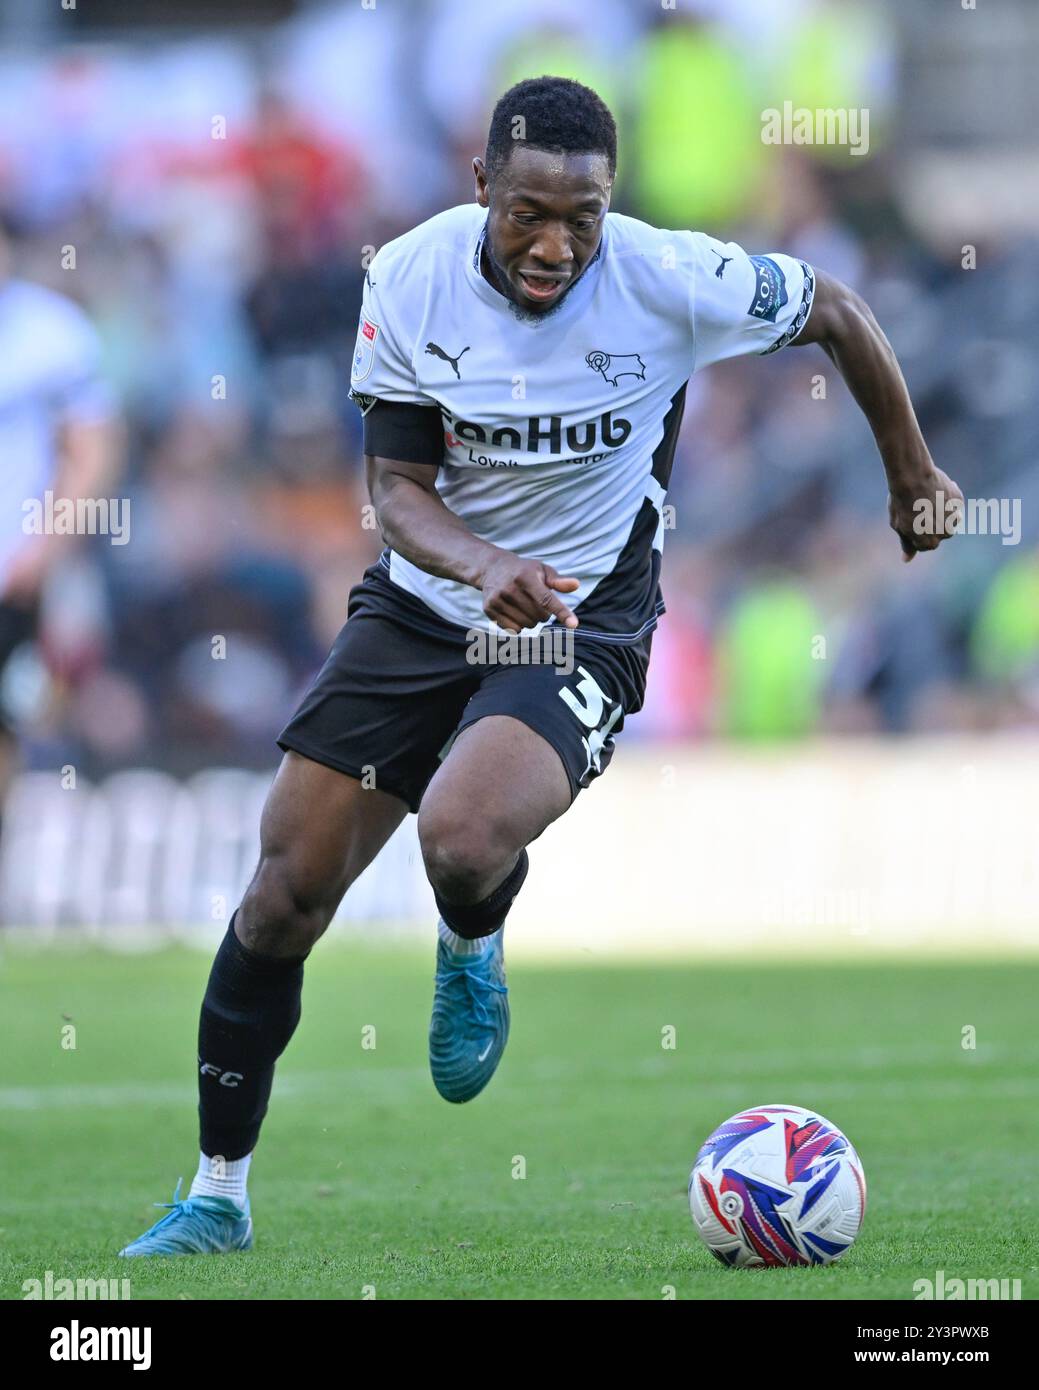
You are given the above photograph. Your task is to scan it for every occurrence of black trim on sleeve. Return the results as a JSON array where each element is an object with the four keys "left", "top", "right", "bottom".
[
  {"left": 761, "top": 262, "right": 815, "bottom": 355},
  {"left": 355, "top": 396, "right": 444, "bottom": 466}
]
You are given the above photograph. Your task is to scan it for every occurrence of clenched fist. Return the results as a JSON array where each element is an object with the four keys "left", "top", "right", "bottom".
[
  {"left": 477, "top": 552, "right": 580, "bottom": 632},
  {"left": 888, "top": 464, "right": 964, "bottom": 563}
]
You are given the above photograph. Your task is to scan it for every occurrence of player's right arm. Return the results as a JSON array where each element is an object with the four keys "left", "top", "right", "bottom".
[
  {"left": 351, "top": 259, "right": 577, "bottom": 632},
  {"left": 365, "top": 452, "right": 579, "bottom": 633}
]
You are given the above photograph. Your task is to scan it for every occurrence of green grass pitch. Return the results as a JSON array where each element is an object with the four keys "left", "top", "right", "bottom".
[{"left": 1, "top": 944, "right": 1036, "bottom": 1300}]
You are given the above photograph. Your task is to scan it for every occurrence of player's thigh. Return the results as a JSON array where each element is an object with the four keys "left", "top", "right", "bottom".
[
  {"left": 418, "top": 641, "right": 643, "bottom": 882},
  {"left": 239, "top": 750, "right": 408, "bottom": 952},
  {"left": 419, "top": 712, "right": 572, "bottom": 870},
  {"left": 258, "top": 749, "right": 408, "bottom": 887},
  {"left": 277, "top": 593, "right": 477, "bottom": 816}
]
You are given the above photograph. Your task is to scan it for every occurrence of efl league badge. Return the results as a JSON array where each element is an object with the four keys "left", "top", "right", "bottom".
[{"left": 352, "top": 316, "right": 379, "bottom": 383}]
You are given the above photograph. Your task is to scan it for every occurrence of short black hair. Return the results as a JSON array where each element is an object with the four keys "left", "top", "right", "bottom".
[{"left": 484, "top": 76, "right": 617, "bottom": 183}]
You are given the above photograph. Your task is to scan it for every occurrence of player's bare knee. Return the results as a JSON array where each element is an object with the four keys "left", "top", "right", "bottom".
[
  {"left": 418, "top": 809, "right": 512, "bottom": 904},
  {"left": 238, "top": 854, "right": 342, "bottom": 955}
]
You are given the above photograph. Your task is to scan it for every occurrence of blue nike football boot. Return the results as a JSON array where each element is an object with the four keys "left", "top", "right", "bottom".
[
  {"left": 118, "top": 1179, "right": 252, "bottom": 1257},
  {"left": 429, "top": 925, "right": 510, "bottom": 1103}
]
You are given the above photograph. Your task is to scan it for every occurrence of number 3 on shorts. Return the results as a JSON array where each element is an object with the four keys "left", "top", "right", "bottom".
[{"left": 558, "top": 665, "right": 623, "bottom": 781}]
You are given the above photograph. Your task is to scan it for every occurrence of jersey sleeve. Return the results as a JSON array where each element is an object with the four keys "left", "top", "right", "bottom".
[
  {"left": 349, "top": 267, "right": 443, "bottom": 465},
  {"left": 688, "top": 234, "right": 815, "bottom": 371}
]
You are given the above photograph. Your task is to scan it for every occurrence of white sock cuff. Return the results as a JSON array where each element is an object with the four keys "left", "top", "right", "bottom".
[
  {"left": 437, "top": 918, "right": 494, "bottom": 956},
  {"left": 188, "top": 1150, "right": 252, "bottom": 1205}
]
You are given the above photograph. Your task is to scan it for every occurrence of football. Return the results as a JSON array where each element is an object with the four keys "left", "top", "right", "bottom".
[{"left": 689, "top": 1104, "right": 867, "bottom": 1267}]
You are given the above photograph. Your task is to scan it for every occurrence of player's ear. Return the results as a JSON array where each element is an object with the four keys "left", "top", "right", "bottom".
[{"left": 473, "top": 158, "right": 490, "bottom": 208}]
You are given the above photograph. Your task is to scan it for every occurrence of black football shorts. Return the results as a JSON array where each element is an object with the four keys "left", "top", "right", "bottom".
[{"left": 277, "top": 558, "right": 652, "bottom": 812}]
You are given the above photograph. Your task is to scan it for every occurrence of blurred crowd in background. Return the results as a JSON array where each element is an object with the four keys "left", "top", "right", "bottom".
[{"left": 1, "top": 0, "right": 1037, "bottom": 781}]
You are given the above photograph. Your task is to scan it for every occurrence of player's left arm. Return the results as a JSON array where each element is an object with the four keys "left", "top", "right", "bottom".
[{"left": 791, "top": 269, "right": 962, "bottom": 562}]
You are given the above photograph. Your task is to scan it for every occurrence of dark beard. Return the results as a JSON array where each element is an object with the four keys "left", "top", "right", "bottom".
[{"left": 482, "top": 242, "right": 570, "bottom": 325}]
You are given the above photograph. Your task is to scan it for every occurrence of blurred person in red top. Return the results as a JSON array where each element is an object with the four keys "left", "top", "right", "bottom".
[{"left": 236, "top": 88, "right": 368, "bottom": 264}]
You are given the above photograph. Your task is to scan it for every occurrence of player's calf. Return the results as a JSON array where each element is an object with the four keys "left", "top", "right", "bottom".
[
  {"left": 419, "top": 808, "right": 530, "bottom": 1102},
  {"left": 118, "top": 754, "right": 407, "bottom": 1255},
  {"left": 417, "top": 715, "right": 569, "bottom": 1101}
]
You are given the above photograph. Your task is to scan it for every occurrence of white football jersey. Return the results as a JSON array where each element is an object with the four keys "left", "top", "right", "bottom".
[
  {"left": 0, "top": 279, "right": 115, "bottom": 588},
  {"left": 351, "top": 203, "right": 814, "bottom": 640}
]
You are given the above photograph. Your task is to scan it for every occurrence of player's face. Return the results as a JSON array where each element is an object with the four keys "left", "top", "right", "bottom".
[{"left": 474, "top": 147, "right": 611, "bottom": 317}]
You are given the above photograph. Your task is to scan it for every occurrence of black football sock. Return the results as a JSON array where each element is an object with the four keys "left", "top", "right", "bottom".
[
  {"left": 197, "top": 916, "right": 307, "bottom": 1162},
  {"left": 434, "top": 848, "right": 529, "bottom": 940}
]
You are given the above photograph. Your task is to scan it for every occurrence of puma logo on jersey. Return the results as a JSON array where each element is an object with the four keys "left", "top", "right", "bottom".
[
  {"left": 713, "top": 251, "right": 734, "bottom": 278},
  {"left": 585, "top": 350, "right": 646, "bottom": 388},
  {"left": 426, "top": 341, "right": 470, "bottom": 378}
]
